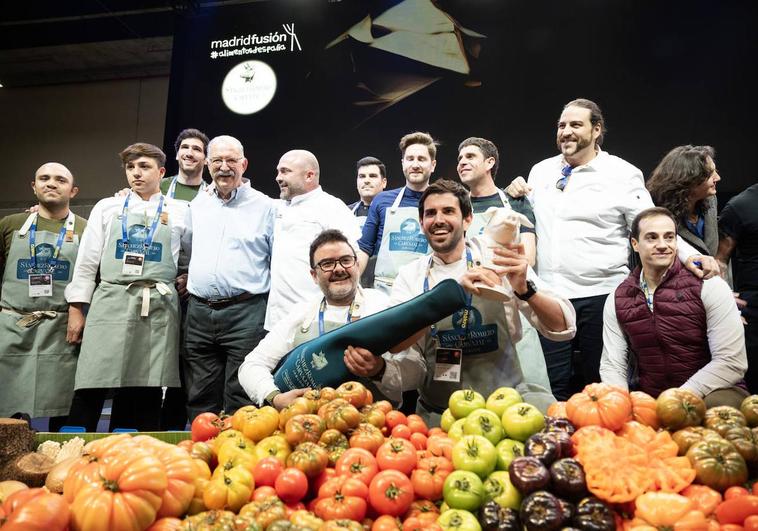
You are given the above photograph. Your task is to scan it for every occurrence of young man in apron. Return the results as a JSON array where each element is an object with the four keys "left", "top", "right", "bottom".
[
  {"left": 65, "top": 143, "right": 188, "bottom": 432},
  {"left": 0, "top": 163, "right": 86, "bottom": 431},
  {"left": 348, "top": 157, "right": 387, "bottom": 288},
  {"left": 457, "top": 137, "right": 553, "bottom": 392},
  {"left": 388, "top": 180, "right": 576, "bottom": 426},
  {"left": 239, "top": 229, "right": 405, "bottom": 409}
]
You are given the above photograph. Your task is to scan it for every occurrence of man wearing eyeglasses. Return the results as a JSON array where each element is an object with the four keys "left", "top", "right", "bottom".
[
  {"left": 182, "top": 135, "right": 276, "bottom": 420},
  {"left": 240, "top": 229, "right": 396, "bottom": 409},
  {"left": 506, "top": 98, "right": 719, "bottom": 400}
]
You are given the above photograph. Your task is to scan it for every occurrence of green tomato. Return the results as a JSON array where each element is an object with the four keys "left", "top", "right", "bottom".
[
  {"left": 443, "top": 470, "right": 484, "bottom": 512},
  {"left": 452, "top": 434, "right": 498, "bottom": 478},
  {"left": 449, "top": 389, "right": 486, "bottom": 419},
  {"left": 463, "top": 408, "right": 504, "bottom": 446},
  {"left": 485, "top": 387, "right": 523, "bottom": 418},
  {"left": 483, "top": 470, "right": 521, "bottom": 509},
  {"left": 448, "top": 418, "right": 466, "bottom": 441},
  {"left": 501, "top": 402, "right": 545, "bottom": 442},
  {"left": 495, "top": 438, "right": 525, "bottom": 471},
  {"left": 437, "top": 509, "right": 482, "bottom": 531},
  {"left": 441, "top": 408, "right": 457, "bottom": 432}
]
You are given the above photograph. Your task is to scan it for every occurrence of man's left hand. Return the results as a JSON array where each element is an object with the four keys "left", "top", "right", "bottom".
[
  {"left": 344, "top": 346, "right": 384, "bottom": 378},
  {"left": 685, "top": 255, "right": 720, "bottom": 280},
  {"left": 491, "top": 243, "right": 529, "bottom": 294}
]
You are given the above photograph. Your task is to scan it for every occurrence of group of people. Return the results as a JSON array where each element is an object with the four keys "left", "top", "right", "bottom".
[{"left": 0, "top": 97, "right": 755, "bottom": 431}]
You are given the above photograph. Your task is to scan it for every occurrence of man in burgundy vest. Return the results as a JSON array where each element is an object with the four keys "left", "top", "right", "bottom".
[{"left": 600, "top": 207, "right": 747, "bottom": 407}]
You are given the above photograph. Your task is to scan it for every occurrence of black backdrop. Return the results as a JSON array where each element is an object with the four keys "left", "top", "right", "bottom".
[{"left": 164, "top": 0, "right": 757, "bottom": 206}]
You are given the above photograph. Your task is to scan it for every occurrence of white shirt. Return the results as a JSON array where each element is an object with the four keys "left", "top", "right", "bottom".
[
  {"left": 265, "top": 186, "right": 361, "bottom": 330},
  {"left": 65, "top": 192, "right": 187, "bottom": 303},
  {"left": 239, "top": 288, "right": 397, "bottom": 404},
  {"left": 385, "top": 246, "right": 577, "bottom": 394},
  {"left": 600, "top": 274, "right": 747, "bottom": 397}
]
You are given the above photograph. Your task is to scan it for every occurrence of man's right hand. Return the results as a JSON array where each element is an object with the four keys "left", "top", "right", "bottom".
[
  {"left": 272, "top": 387, "right": 310, "bottom": 410},
  {"left": 505, "top": 176, "right": 531, "bottom": 198},
  {"left": 67, "top": 304, "right": 86, "bottom": 344},
  {"left": 176, "top": 273, "right": 189, "bottom": 300}
]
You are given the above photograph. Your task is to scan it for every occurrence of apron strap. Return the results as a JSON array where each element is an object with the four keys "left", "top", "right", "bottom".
[
  {"left": 389, "top": 187, "right": 406, "bottom": 214},
  {"left": 1, "top": 307, "right": 59, "bottom": 329},
  {"left": 126, "top": 281, "right": 172, "bottom": 317}
]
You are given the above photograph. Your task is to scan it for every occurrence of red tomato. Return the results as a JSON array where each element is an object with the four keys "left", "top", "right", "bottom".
[
  {"left": 406, "top": 415, "right": 428, "bottom": 435},
  {"left": 427, "top": 428, "right": 445, "bottom": 438},
  {"left": 274, "top": 467, "right": 309, "bottom": 504},
  {"left": 318, "top": 476, "right": 369, "bottom": 501},
  {"left": 191, "top": 412, "right": 224, "bottom": 442},
  {"left": 368, "top": 470, "right": 414, "bottom": 517},
  {"left": 410, "top": 456, "right": 452, "bottom": 501},
  {"left": 385, "top": 411, "right": 407, "bottom": 430},
  {"left": 372, "top": 514, "right": 402, "bottom": 531},
  {"left": 409, "top": 432, "right": 427, "bottom": 451},
  {"left": 335, "top": 448, "right": 379, "bottom": 485},
  {"left": 251, "top": 485, "right": 277, "bottom": 502},
  {"left": 403, "top": 516, "right": 441, "bottom": 531},
  {"left": 715, "top": 495, "right": 758, "bottom": 525},
  {"left": 391, "top": 425, "right": 411, "bottom": 440},
  {"left": 720, "top": 526, "right": 745, "bottom": 531},
  {"left": 284, "top": 501, "right": 305, "bottom": 517},
  {"left": 376, "top": 439, "right": 417, "bottom": 476},
  {"left": 253, "top": 457, "right": 283, "bottom": 488},
  {"left": 310, "top": 467, "right": 337, "bottom": 499},
  {"left": 744, "top": 515, "right": 758, "bottom": 531},
  {"left": 726, "top": 487, "right": 751, "bottom": 500}
]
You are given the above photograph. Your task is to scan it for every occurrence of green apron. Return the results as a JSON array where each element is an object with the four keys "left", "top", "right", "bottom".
[
  {"left": 292, "top": 290, "right": 394, "bottom": 404},
  {"left": 373, "top": 188, "right": 431, "bottom": 295},
  {"left": 415, "top": 281, "right": 555, "bottom": 427},
  {"left": 74, "top": 197, "right": 180, "bottom": 390},
  {"left": 466, "top": 191, "right": 553, "bottom": 393},
  {"left": 0, "top": 213, "right": 80, "bottom": 417}
]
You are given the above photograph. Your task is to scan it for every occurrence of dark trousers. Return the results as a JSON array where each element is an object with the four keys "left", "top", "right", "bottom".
[
  {"left": 184, "top": 293, "right": 267, "bottom": 421},
  {"left": 742, "top": 292, "right": 758, "bottom": 393},
  {"left": 67, "top": 387, "right": 162, "bottom": 432},
  {"left": 160, "top": 297, "right": 190, "bottom": 430},
  {"left": 540, "top": 294, "right": 608, "bottom": 401}
]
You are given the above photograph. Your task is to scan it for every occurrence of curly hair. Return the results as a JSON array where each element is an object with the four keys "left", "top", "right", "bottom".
[{"left": 646, "top": 145, "right": 715, "bottom": 223}]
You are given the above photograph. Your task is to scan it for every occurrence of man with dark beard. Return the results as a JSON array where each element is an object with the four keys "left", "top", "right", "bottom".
[
  {"left": 239, "top": 229, "right": 398, "bottom": 409},
  {"left": 161, "top": 128, "right": 210, "bottom": 202}
]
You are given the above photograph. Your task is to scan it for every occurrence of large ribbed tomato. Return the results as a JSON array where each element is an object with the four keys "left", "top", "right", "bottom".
[
  {"left": 630, "top": 391, "right": 660, "bottom": 430},
  {"left": 134, "top": 435, "right": 196, "bottom": 518},
  {"left": 69, "top": 449, "right": 168, "bottom": 531},
  {"left": 686, "top": 439, "right": 749, "bottom": 492},
  {"left": 656, "top": 388, "right": 706, "bottom": 430},
  {"left": 1, "top": 488, "right": 69, "bottom": 531},
  {"left": 566, "top": 383, "right": 632, "bottom": 431}
]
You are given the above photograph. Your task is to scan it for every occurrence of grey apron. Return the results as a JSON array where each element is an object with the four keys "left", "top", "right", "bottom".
[
  {"left": 74, "top": 196, "right": 180, "bottom": 390},
  {"left": 415, "top": 279, "right": 555, "bottom": 427},
  {"left": 466, "top": 190, "right": 553, "bottom": 393},
  {"left": 373, "top": 188, "right": 431, "bottom": 295},
  {"left": 0, "top": 213, "right": 80, "bottom": 417}
]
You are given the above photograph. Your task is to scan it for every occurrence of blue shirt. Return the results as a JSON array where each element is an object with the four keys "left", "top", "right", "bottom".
[
  {"left": 358, "top": 187, "right": 424, "bottom": 256},
  {"left": 184, "top": 184, "right": 276, "bottom": 299}
]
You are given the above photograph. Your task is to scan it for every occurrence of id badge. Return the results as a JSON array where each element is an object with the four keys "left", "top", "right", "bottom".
[
  {"left": 122, "top": 252, "right": 145, "bottom": 276},
  {"left": 433, "top": 346, "right": 462, "bottom": 382},
  {"left": 28, "top": 273, "right": 53, "bottom": 297}
]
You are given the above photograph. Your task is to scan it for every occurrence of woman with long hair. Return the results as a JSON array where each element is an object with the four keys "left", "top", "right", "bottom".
[{"left": 646, "top": 145, "right": 722, "bottom": 256}]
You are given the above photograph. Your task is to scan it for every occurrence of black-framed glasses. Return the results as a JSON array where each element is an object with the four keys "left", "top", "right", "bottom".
[
  {"left": 314, "top": 255, "right": 357, "bottom": 272},
  {"left": 556, "top": 165, "right": 573, "bottom": 191}
]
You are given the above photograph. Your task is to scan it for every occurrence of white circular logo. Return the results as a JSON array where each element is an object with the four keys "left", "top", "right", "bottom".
[{"left": 221, "top": 60, "right": 277, "bottom": 115}]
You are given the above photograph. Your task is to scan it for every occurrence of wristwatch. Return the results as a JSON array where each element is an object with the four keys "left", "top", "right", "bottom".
[
  {"left": 264, "top": 390, "right": 281, "bottom": 408},
  {"left": 515, "top": 280, "right": 537, "bottom": 301}
]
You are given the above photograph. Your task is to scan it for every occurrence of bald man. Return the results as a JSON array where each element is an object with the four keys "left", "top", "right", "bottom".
[
  {"left": 265, "top": 149, "right": 361, "bottom": 330},
  {"left": 0, "top": 163, "right": 87, "bottom": 429}
]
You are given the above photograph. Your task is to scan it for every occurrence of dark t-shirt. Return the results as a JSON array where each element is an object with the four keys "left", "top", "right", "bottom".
[
  {"left": 719, "top": 183, "right": 758, "bottom": 292},
  {"left": 160, "top": 176, "right": 203, "bottom": 202},
  {"left": 471, "top": 191, "right": 536, "bottom": 234},
  {"left": 348, "top": 201, "right": 370, "bottom": 218}
]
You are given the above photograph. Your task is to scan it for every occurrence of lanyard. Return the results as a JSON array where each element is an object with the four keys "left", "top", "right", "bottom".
[
  {"left": 317, "top": 296, "right": 360, "bottom": 336},
  {"left": 28, "top": 211, "right": 75, "bottom": 272},
  {"left": 167, "top": 176, "right": 207, "bottom": 199},
  {"left": 424, "top": 246, "right": 474, "bottom": 340},
  {"left": 121, "top": 193, "right": 165, "bottom": 251}
]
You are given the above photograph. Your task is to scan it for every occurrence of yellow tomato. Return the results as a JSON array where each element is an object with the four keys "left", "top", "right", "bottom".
[
  {"left": 252, "top": 435, "right": 291, "bottom": 466},
  {"left": 203, "top": 466, "right": 254, "bottom": 512}
]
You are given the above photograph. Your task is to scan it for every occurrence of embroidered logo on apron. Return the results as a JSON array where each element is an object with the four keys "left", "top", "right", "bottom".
[
  {"left": 16, "top": 243, "right": 70, "bottom": 280},
  {"left": 115, "top": 224, "right": 164, "bottom": 262},
  {"left": 389, "top": 218, "right": 428, "bottom": 253},
  {"left": 437, "top": 306, "right": 498, "bottom": 355}
]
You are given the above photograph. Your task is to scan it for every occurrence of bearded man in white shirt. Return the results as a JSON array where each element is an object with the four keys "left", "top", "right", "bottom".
[{"left": 507, "top": 98, "right": 719, "bottom": 399}]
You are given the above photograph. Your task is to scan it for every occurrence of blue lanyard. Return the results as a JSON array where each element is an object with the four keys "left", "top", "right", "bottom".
[
  {"left": 121, "top": 193, "right": 164, "bottom": 251},
  {"left": 318, "top": 297, "right": 358, "bottom": 336},
  {"left": 28, "top": 213, "right": 72, "bottom": 272},
  {"left": 424, "top": 246, "right": 474, "bottom": 340}
]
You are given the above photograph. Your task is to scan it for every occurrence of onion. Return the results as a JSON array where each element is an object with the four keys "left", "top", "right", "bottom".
[
  {"left": 0, "top": 480, "right": 28, "bottom": 502},
  {"left": 44, "top": 456, "right": 80, "bottom": 494}
]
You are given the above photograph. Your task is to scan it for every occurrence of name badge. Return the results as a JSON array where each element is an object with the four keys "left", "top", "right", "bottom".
[
  {"left": 28, "top": 273, "right": 53, "bottom": 297},
  {"left": 122, "top": 252, "right": 145, "bottom": 276},
  {"left": 433, "top": 346, "right": 462, "bottom": 382}
]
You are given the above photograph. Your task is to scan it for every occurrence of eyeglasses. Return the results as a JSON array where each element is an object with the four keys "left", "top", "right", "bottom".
[
  {"left": 314, "top": 255, "right": 357, "bottom": 272},
  {"left": 555, "top": 165, "right": 573, "bottom": 191},
  {"left": 209, "top": 158, "right": 242, "bottom": 168}
]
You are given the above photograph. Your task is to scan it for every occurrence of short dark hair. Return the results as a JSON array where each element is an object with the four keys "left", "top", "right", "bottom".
[
  {"left": 356, "top": 156, "right": 386, "bottom": 179},
  {"left": 309, "top": 229, "right": 356, "bottom": 268},
  {"left": 399, "top": 132, "right": 438, "bottom": 160},
  {"left": 174, "top": 128, "right": 210, "bottom": 154},
  {"left": 119, "top": 143, "right": 166, "bottom": 168},
  {"left": 630, "top": 207, "right": 678, "bottom": 241},
  {"left": 563, "top": 98, "right": 606, "bottom": 146},
  {"left": 418, "top": 179, "right": 472, "bottom": 220},
  {"left": 458, "top": 137, "right": 499, "bottom": 177}
]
